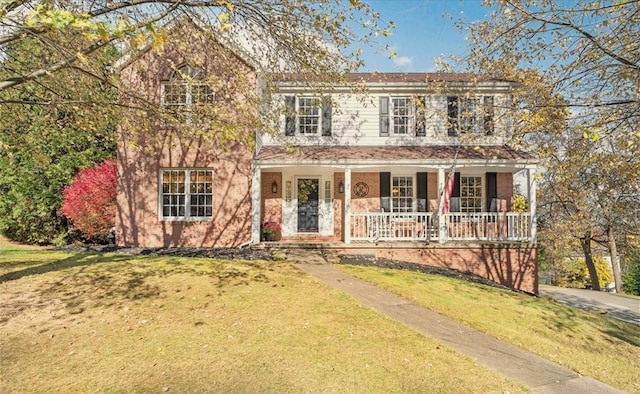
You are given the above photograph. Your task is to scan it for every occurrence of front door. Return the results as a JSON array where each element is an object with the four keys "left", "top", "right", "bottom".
[{"left": 297, "top": 178, "right": 319, "bottom": 232}]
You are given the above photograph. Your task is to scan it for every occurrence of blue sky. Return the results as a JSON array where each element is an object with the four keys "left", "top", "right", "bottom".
[{"left": 359, "top": 0, "right": 495, "bottom": 72}]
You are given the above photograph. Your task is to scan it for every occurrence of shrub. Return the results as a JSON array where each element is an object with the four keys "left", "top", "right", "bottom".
[
  {"left": 61, "top": 160, "right": 117, "bottom": 241},
  {"left": 622, "top": 250, "right": 640, "bottom": 295},
  {"left": 557, "top": 256, "right": 613, "bottom": 289}
]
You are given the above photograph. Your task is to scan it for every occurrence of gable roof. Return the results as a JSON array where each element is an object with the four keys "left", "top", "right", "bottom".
[{"left": 273, "top": 72, "right": 508, "bottom": 83}]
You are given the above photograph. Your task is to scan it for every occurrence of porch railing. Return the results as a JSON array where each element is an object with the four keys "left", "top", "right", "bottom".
[
  {"left": 350, "top": 212, "right": 531, "bottom": 242},
  {"left": 443, "top": 212, "right": 531, "bottom": 241},
  {"left": 351, "top": 212, "right": 437, "bottom": 242}
]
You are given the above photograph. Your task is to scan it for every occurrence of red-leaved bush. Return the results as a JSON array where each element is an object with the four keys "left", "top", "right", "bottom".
[{"left": 61, "top": 159, "right": 117, "bottom": 240}]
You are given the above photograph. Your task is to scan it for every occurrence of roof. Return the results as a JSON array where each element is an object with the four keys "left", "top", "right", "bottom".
[
  {"left": 272, "top": 72, "right": 517, "bottom": 85},
  {"left": 255, "top": 145, "right": 536, "bottom": 164}
]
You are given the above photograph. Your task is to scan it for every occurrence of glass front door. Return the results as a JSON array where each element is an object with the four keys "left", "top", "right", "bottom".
[{"left": 297, "top": 178, "right": 319, "bottom": 232}]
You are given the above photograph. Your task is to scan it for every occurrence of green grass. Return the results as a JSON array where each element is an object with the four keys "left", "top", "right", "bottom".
[
  {"left": 338, "top": 264, "right": 640, "bottom": 393},
  {"left": 0, "top": 246, "right": 527, "bottom": 393}
]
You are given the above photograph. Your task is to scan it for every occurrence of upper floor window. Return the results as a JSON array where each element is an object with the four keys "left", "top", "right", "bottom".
[
  {"left": 285, "top": 96, "right": 332, "bottom": 136},
  {"left": 379, "top": 96, "right": 426, "bottom": 137},
  {"left": 161, "top": 65, "right": 214, "bottom": 124},
  {"left": 447, "top": 96, "right": 494, "bottom": 136},
  {"left": 392, "top": 97, "right": 413, "bottom": 135},
  {"left": 160, "top": 169, "right": 213, "bottom": 220}
]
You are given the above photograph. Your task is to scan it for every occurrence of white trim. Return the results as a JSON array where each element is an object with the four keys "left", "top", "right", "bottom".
[
  {"left": 158, "top": 168, "right": 214, "bottom": 222},
  {"left": 344, "top": 167, "right": 352, "bottom": 244},
  {"left": 389, "top": 96, "right": 415, "bottom": 136},
  {"left": 251, "top": 167, "right": 261, "bottom": 243},
  {"left": 528, "top": 168, "right": 537, "bottom": 244},
  {"left": 438, "top": 168, "right": 446, "bottom": 243},
  {"left": 296, "top": 96, "right": 322, "bottom": 136},
  {"left": 390, "top": 174, "right": 415, "bottom": 213}
]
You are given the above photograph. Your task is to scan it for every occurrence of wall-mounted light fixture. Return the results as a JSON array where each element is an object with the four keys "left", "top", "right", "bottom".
[
  {"left": 338, "top": 180, "right": 344, "bottom": 194},
  {"left": 271, "top": 180, "right": 278, "bottom": 194}
]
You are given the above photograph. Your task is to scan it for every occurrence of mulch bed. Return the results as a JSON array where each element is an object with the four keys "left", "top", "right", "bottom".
[
  {"left": 53, "top": 244, "right": 516, "bottom": 291},
  {"left": 54, "top": 244, "right": 275, "bottom": 261}
]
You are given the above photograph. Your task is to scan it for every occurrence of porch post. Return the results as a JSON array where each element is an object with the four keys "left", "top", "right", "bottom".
[
  {"left": 344, "top": 166, "right": 352, "bottom": 244},
  {"left": 251, "top": 165, "right": 262, "bottom": 244},
  {"left": 527, "top": 167, "right": 537, "bottom": 244},
  {"left": 437, "top": 167, "right": 446, "bottom": 243}
]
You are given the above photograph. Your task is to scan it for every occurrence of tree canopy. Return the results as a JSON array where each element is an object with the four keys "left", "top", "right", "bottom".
[
  {"left": 0, "top": 33, "right": 118, "bottom": 244},
  {"left": 462, "top": 0, "right": 640, "bottom": 291},
  {"left": 1, "top": 0, "right": 392, "bottom": 93}
]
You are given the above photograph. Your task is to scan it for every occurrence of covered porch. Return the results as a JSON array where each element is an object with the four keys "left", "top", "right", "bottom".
[{"left": 252, "top": 145, "right": 537, "bottom": 245}]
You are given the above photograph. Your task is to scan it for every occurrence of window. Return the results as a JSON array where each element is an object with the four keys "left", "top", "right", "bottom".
[
  {"left": 392, "top": 97, "right": 413, "bottom": 135},
  {"left": 160, "top": 169, "right": 213, "bottom": 220},
  {"left": 298, "top": 97, "right": 320, "bottom": 135},
  {"left": 392, "top": 176, "right": 413, "bottom": 212},
  {"left": 161, "top": 65, "right": 214, "bottom": 124},
  {"left": 460, "top": 176, "right": 482, "bottom": 213},
  {"left": 324, "top": 180, "right": 332, "bottom": 203},
  {"left": 447, "top": 96, "right": 494, "bottom": 136},
  {"left": 285, "top": 96, "right": 332, "bottom": 136},
  {"left": 379, "top": 96, "right": 426, "bottom": 137}
]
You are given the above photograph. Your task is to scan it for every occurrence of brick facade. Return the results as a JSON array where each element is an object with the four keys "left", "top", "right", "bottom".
[{"left": 338, "top": 244, "right": 538, "bottom": 294}]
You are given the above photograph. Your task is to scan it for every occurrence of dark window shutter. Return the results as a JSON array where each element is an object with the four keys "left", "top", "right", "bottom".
[
  {"left": 379, "top": 96, "right": 389, "bottom": 136},
  {"left": 447, "top": 96, "right": 458, "bottom": 136},
  {"left": 486, "top": 172, "right": 497, "bottom": 211},
  {"left": 322, "top": 97, "right": 332, "bottom": 136},
  {"left": 417, "top": 172, "right": 428, "bottom": 212},
  {"left": 452, "top": 172, "right": 461, "bottom": 197},
  {"left": 285, "top": 96, "right": 296, "bottom": 136},
  {"left": 379, "top": 172, "right": 391, "bottom": 212},
  {"left": 449, "top": 172, "right": 461, "bottom": 212},
  {"left": 484, "top": 96, "right": 494, "bottom": 135},
  {"left": 415, "top": 96, "right": 426, "bottom": 137}
]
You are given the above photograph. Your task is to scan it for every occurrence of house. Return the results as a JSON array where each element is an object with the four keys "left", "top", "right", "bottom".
[{"left": 115, "top": 25, "right": 539, "bottom": 294}]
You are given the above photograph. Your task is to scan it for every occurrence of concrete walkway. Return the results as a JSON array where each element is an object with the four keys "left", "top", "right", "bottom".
[{"left": 289, "top": 252, "right": 624, "bottom": 394}]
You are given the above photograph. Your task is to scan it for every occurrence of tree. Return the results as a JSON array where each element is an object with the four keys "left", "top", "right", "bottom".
[
  {"left": 61, "top": 160, "right": 117, "bottom": 241},
  {"left": 462, "top": 0, "right": 640, "bottom": 291},
  {"left": 0, "top": 34, "right": 117, "bottom": 245},
  {"left": 1, "top": 1, "right": 391, "bottom": 92}
]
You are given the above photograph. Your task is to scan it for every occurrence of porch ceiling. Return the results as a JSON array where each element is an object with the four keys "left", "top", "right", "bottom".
[{"left": 255, "top": 145, "right": 537, "bottom": 168}]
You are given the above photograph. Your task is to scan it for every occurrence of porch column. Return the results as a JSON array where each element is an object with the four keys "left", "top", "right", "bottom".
[
  {"left": 251, "top": 166, "right": 262, "bottom": 244},
  {"left": 527, "top": 167, "right": 537, "bottom": 244},
  {"left": 437, "top": 167, "right": 446, "bottom": 243},
  {"left": 344, "top": 166, "right": 352, "bottom": 244}
]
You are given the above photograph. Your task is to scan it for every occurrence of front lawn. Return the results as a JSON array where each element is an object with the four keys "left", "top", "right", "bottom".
[
  {"left": 0, "top": 246, "right": 526, "bottom": 393},
  {"left": 339, "top": 264, "right": 640, "bottom": 393}
]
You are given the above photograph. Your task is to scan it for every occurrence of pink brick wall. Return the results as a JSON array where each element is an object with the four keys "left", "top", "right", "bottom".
[
  {"left": 261, "top": 172, "right": 282, "bottom": 223},
  {"left": 498, "top": 172, "right": 514, "bottom": 211},
  {"left": 339, "top": 244, "right": 538, "bottom": 294},
  {"left": 116, "top": 23, "right": 255, "bottom": 248}
]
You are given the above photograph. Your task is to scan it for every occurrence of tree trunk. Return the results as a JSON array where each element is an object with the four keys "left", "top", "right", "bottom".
[
  {"left": 607, "top": 226, "right": 623, "bottom": 293},
  {"left": 580, "top": 230, "right": 600, "bottom": 291}
]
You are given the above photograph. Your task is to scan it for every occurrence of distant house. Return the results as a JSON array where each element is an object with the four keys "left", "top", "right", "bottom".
[{"left": 115, "top": 24, "right": 539, "bottom": 294}]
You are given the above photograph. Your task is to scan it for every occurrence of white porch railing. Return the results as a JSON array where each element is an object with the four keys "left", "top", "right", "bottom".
[
  {"left": 350, "top": 212, "right": 531, "bottom": 242},
  {"left": 443, "top": 212, "right": 531, "bottom": 241},
  {"left": 351, "top": 212, "right": 437, "bottom": 242}
]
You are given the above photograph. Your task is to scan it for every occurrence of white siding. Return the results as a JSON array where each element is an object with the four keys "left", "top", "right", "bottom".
[{"left": 260, "top": 91, "right": 513, "bottom": 147}]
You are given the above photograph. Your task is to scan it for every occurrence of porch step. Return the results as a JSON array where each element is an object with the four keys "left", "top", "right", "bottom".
[{"left": 270, "top": 245, "right": 341, "bottom": 265}]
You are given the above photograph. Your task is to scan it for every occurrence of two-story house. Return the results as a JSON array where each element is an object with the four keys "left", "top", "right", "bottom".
[{"left": 115, "top": 25, "right": 539, "bottom": 293}]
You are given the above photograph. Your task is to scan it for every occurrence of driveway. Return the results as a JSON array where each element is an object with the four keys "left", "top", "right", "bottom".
[{"left": 539, "top": 285, "right": 640, "bottom": 325}]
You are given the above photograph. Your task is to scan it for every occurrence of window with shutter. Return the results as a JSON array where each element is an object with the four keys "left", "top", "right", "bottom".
[
  {"left": 283, "top": 96, "right": 332, "bottom": 136},
  {"left": 447, "top": 96, "right": 495, "bottom": 136}
]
